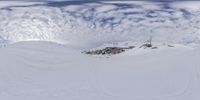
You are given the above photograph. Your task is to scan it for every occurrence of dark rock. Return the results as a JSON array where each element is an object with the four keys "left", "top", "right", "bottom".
[
  {"left": 151, "top": 47, "right": 158, "bottom": 49},
  {"left": 84, "top": 46, "right": 135, "bottom": 55},
  {"left": 168, "top": 45, "right": 174, "bottom": 47},
  {"left": 139, "top": 43, "right": 152, "bottom": 49}
]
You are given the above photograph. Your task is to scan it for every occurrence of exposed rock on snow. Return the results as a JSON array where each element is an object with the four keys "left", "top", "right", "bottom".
[
  {"left": 139, "top": 43, "right": 152, "bottom": 48},
  {"left": 168, "top": 45, "right": 174, "bottom": 47},
  {"left": 83, "top": 42, "right": 176, "bottom": 56},
  {"left": 84, "top": 46, "right": 135, "bottom": 55}
]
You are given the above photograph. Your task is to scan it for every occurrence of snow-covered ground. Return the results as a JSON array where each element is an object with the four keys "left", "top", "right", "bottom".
[
  {"left": 0, "top": 41, "right": 200, "bottom": 100},
  {"left": 0, "top": 1, "right": 200, "bottom": 100}
]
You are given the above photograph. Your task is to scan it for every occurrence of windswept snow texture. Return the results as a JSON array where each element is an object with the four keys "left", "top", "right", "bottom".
[{"left": 0, "top": 1, "right": 200, "bottom": 48}]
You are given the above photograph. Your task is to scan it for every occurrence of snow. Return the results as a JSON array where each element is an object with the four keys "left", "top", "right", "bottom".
[
  {"left": 0, "top": 41, "right": 200, "bottom": 100},
  {"left": 0, "top": 1, "right": 200, "bottom": 100}
]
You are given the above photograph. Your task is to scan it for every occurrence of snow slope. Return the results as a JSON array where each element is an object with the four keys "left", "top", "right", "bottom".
[
  {"left": 0, "top": 41, "right": 200, "bottom": 100},
  {"left": 0, "top": 1, "right": 200, "bottom": 100}
]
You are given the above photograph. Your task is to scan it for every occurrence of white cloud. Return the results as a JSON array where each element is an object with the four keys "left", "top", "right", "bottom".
[{"left": 170, "top": 1, "right": 200, "bottom": 10}]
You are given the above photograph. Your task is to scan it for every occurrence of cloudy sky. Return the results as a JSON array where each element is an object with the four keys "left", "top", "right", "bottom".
[{"left": 0, "top": 0, "right": 198, "bottom": 1}]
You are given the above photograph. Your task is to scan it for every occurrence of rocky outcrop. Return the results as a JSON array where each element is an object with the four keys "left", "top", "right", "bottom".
[{"left": 84, "top": 46, "right": 135, "bottom": 55}]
